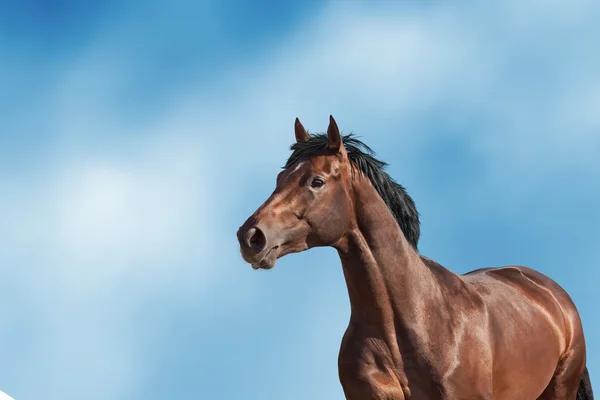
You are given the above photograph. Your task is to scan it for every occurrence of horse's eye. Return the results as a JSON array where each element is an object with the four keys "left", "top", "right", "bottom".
[{"left": 310, "top": 177, "right": 325, "bottom": 188}]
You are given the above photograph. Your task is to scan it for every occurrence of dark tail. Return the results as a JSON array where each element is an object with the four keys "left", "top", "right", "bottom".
[{"left": 577, "top": 367, "right": 594, "bottom": 400}]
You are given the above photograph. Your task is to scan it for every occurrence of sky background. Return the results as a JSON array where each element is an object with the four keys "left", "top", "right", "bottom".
[{"left": 0, "top": 0, "right": 599, "bottom": 399}]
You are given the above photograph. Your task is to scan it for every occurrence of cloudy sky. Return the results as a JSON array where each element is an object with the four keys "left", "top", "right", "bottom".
[{"left": 0, "top": 0, "right": 599, "bottom": 399}]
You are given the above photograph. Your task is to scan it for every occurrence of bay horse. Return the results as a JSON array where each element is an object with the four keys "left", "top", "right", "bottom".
[{"left": 236, "top": 115, "right": 593, "bottom": 399}]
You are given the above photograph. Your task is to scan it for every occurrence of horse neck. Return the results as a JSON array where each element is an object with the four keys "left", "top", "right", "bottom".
[{"left": 336, "top": 176, "right": 452, "bottom": 330}]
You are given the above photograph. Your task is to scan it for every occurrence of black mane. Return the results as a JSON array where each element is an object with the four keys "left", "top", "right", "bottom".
[{"left": 284, "top": 133, "right": 420, "bottom": 249}]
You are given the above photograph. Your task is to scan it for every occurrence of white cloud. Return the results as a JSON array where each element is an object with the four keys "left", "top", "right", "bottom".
[
  {"left": 2, "top": 134, "right": 210, "bottom": 282},
  {"left": 0, "top": 101, "right": 220, "bottom": 399},
  {"left": 182, "top": 0, "right": 599, "bottom": 173}
]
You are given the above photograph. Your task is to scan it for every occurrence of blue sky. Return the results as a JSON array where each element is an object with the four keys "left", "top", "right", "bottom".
[{"left": 0, "top": 1, "right": 599, "bottom": 399}]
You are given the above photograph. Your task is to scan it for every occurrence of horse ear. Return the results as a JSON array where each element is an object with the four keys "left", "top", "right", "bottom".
[
  {"left": 327, "top": 115, "right": 342, "bottom": 153},
  {"left": 294, "top": 118, "right": 310, "bottom": 143}
]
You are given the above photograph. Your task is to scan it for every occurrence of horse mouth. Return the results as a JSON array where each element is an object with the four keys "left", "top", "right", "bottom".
[{"left": 251, "top": 246, "right": 279, "bottom": 270}]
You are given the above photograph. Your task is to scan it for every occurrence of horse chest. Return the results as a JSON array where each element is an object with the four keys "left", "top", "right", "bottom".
[
  {"left": 337, "top": 326, "right": 487, "bottom": 400},
  {"left": 338, "top": 328, "right": 411, "bottom": 399}
]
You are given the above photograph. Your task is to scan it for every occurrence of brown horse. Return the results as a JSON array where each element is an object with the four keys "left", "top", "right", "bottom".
[{"left": 237, "top": 116, "right": 593, "bottom": 400}]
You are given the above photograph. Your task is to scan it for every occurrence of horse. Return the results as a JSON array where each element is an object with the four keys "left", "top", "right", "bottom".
[{"left": 236, "top": 115, "right": 593, "bottom": 400}]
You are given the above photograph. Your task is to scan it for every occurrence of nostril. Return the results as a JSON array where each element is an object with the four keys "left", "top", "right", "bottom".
[
  {"left": 243, "top": 228, "right": 256, "bottom": 248},
  {"left": 244, "top": 227, "right": 266, "bottom": 254}
]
